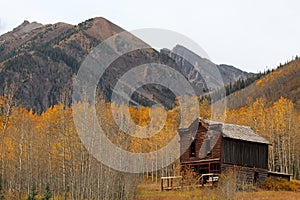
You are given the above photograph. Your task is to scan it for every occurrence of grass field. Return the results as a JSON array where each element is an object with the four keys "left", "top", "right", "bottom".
[{"left": 137, "top": 182, "right": 300, "bottom": 200}]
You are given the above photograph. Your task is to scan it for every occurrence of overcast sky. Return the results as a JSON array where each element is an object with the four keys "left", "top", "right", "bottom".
[{"left": 0, "top": 0, "right": 299, "bottom": 72}]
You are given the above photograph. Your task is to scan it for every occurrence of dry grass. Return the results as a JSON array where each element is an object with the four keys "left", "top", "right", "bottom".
[
  {"left": 137, "top": 182, "right": 300, "bottom": 200},
  {"left": 137, "top": 187, "right": 217, "bottom": 200},
  {"left": 236, "top": 190, "right": 300, "bottom": 200}
]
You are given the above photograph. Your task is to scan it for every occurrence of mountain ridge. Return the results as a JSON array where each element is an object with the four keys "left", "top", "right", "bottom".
[
  {"left": 0, "top": 17, "right": 254, "bottom": 113},
  {"left": 161, "top": 45, "right": 253, "bottom": 94}
]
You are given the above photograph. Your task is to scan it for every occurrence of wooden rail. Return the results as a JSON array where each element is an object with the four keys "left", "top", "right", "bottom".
[
  {"left": 161, "top": 174, "right": 219, "bottom": 191},
  {"left": 160, "top": 176, "right": 183, "bottom": 191}
]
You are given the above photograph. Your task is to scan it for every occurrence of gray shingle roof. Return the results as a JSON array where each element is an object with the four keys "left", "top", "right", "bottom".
[{"left": 201, "top": 118, "right": 270, "bottom": 144}]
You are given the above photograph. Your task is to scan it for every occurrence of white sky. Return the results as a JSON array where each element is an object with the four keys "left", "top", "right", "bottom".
[{"left": 0, "top": 0, "right": 299, "bottom": 72}]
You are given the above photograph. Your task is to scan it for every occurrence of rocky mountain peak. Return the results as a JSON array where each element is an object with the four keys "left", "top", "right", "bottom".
[
  {"left": 12, "top": 20, "right": 44, "bottom": 33},
  {"left": 79, "top": 17, "right": 124, "bottom": 41},
  {"left": 21, "top": 20, "right": 30, "bottom": 26},
  {"left": 161, "top": 45, "right": 253, "bottom": 92}
]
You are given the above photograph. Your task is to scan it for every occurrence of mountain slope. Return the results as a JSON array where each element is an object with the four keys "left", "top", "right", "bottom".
[
  {"left": 0, "top": 18, "right": 117, "bottom": 111},
  {"left": 0, "top": 18, "right": 183, "bottom": 112},
  {"left": 226, "top": 58, "right": 300, "bottom": 110},
  {"left": 161, "top": 45, "right": 253, "bottom": 94},
  {"left": 0, "top": 17, "right": 255, "bottom": 113}
]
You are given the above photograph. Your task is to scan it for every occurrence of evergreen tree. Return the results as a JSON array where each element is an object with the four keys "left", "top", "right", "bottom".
[
  {"left": 27, "top": 185, "right": 38, "bottom": 200},
  {"left": 0, "top": 176, "right": 4, "bottom": 200},
  {"left": 41, "top": 183, "right": 51, "bottom": 200}
]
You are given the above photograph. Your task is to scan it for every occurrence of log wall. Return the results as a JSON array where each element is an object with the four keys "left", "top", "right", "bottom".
[{"left": 180, "top": 122, "right": 222, "bottom": 163}]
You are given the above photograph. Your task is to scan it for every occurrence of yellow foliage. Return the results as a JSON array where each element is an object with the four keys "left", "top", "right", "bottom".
[
  {"left": 256, "top": 79, "right": 263, "bottom": 86},
  {"left": 0, "top": 93, "right": 299, "bottom": 197}
]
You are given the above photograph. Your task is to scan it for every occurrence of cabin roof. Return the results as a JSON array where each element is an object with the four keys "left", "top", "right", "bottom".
[
  {"left": 202, "top": 118, "right": 270, "bottom": 144},
  {"left": 179, "top": 118, "right": 270, "bottom": 144}
]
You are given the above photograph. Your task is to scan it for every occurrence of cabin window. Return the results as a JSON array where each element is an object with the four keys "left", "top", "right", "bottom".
[
  {"left": 190, "top": 140, "right": 196, "bottom": 157},
  {"left": 205, "top": 137, "right": 211, "bottom": 157}
]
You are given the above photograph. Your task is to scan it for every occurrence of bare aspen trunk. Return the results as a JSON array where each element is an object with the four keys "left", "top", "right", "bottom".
[
  {"left": 18, "top": 118, "right": 25, "bottom": 199},
  {"left": 0, "top": 97, "right": 13, "bottom": 191},
  {"left": 60, "top": 108, "right": 67, "bottom": 200}
]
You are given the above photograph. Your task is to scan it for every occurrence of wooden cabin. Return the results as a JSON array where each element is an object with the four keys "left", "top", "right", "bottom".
[{"left": 179, "top": 118, "right": 270, "bottom": 183}]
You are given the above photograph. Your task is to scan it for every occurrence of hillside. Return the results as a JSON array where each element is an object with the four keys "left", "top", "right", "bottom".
[
  {"left": 161, "top": 45, "right": 253, "bottom": 94},
  {"left": 0, "top": 17, "right": 253, "bottom": 113},
  {"left": 0, "top": 18, "right": 180, "bottom": 112},
  {"left": 226, "top": 58, "right": 300, "bottom": 110},
  {"left": 0, "top": 18, "right": 126, "bottom": 112}
]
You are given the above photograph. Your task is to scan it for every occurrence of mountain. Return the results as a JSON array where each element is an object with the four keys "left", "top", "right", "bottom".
[
  {"left": 161, "top": 45, "right": 253, "bottom": 94},
  {"left": 0, "top": 18, "right": 181, "bottom": 112},
  {"left": 225, "top": 58, "right": 300, "bottom": 110},
  {"left": 0, "top": 18, "right": 127, "bottom": 112},
  {"left": 0, "top": 17, "right": 254, "bottom": 113}
]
